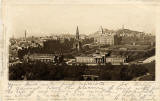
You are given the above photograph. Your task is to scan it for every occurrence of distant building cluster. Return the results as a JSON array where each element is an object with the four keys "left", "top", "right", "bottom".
[
  {"left": 9, "top": 26, "right": 155, "bottom": 67},
  {"left": 117, "top": 29, "right": 146, "bottom": 38}
]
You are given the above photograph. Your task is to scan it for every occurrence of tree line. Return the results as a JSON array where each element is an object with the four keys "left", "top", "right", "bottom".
[{"left": 9, "top": 61, "right": 155, "bottom": 81}]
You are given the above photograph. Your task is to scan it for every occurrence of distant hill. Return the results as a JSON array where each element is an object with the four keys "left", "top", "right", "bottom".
[
  {"left": 116, "top": 28, "right": 144, "bottom": 34},
  {"left": 89, "top": 28, "right": 146, "bottom": 38}
]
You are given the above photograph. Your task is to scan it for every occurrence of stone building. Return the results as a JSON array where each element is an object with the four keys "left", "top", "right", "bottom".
[
  {"left": 75, "top": 54, "right": 127, "bottom": 65},
  {"left": 75, "top": 53, "right": 106, "bottom": 64},
  {"left": 106, "top": 56, "right": 126, "bottom": 65},
  {"left": 24, "top": 54, "right": 55, "bottom": 63},
  {"left": 94, "top": 27, "right": 119, "bottom": 45}
]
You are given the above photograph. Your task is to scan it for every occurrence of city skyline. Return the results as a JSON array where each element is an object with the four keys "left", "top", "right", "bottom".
[
  {"left": 4, "top": 3, "right": 156, "bottom": 38},
  {"left": 10, "top": 26, "right": 155, "bottom": 39}
]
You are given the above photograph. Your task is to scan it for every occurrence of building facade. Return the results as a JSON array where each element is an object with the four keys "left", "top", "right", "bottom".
[
  {"left": 106, "top": 56, "right": 126, "bottom": 65},
  {"left": 94, "top": 27, "right": 119, "bottom": 45},
  {"left": 24, "top": 53, "right": 64, "bottom": 63},
  {"left": 97, "top": 33, "right": 116, "bottom": 45},
  {"left": 75, "top": 54, "right": 106, "bottom": 64},
  {"left": 24, "top": 54, "right": 55, "bottom": 63},
  {"left": 75, "top": 55, "right": 126, "bottom": 65},
  {"left": 75, "top": 56, "right": 96, "bottom": 64}
]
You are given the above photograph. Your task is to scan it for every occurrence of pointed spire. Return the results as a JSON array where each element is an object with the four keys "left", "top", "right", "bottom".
[
  {"left": 76, "top": 26, "right": 79, "bottom": 40},
  {"left": 75, "top": 26, "right": 81, "bottom": 51}
]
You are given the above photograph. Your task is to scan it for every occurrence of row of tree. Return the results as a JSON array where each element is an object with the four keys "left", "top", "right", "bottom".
[{"left": 9, "top": 61, "right": 155, "bottom": 80}]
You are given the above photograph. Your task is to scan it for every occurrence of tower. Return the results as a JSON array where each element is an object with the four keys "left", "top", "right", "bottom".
[
  {"left": 76, "top": 26, "right": 79, "bottom": 40},
  {"left": 74, "top": 26, "right": 81, "bottom": 51}
]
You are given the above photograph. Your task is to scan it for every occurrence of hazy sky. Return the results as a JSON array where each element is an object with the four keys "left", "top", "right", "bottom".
[{"left": 4, "top": 2, "right": 156, "bottom": 37}]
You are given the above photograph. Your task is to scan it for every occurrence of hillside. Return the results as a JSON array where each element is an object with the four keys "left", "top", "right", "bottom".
[{"left": 89, "top": 28, "right": 146, "bottom": 38}]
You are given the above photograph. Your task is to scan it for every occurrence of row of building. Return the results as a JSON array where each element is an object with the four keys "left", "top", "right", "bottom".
[
  {"left": 23, "top": 53, "right": 64, "bottom": 63},
  {"left": 22, "top": 52, "right": 127, "bottom": 65},
  {"left": 75, "top": 54, "right": 127, "bottom": 65}
]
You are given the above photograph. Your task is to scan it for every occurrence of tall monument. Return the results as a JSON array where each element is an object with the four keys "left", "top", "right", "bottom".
[
  {"left": 76, "top": 26, "right": 79, "bottom": 40},
  {"left": 74, "top": 26, "right": 81, "bottom": 51}
]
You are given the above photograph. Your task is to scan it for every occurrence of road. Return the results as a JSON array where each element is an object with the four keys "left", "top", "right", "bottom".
[
  {"left": 142, "top": 55, "right": 155, "bottom": 63},
  {"left": 129, "top": 55, "right": 155, "bottom": 65},
  {"left": 132, "top": 73, "right": 154, "bottom": 81}
]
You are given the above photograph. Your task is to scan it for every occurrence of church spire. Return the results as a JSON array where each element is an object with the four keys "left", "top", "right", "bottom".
[
  {"left": 74, "top": 26, "right": 81, "bottom": 51},
  {"left": 76, "top": 26, "right": 79, "bottom": 40}
]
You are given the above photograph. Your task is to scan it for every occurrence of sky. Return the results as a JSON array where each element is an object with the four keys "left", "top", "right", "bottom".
[{"left": 4, "top": 2, "right": 156, "bottom": 37}]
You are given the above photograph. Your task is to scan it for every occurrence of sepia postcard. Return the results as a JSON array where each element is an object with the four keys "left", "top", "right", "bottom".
[{"left": 0, "top": 0, "right": 160, "bottom": 101}]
